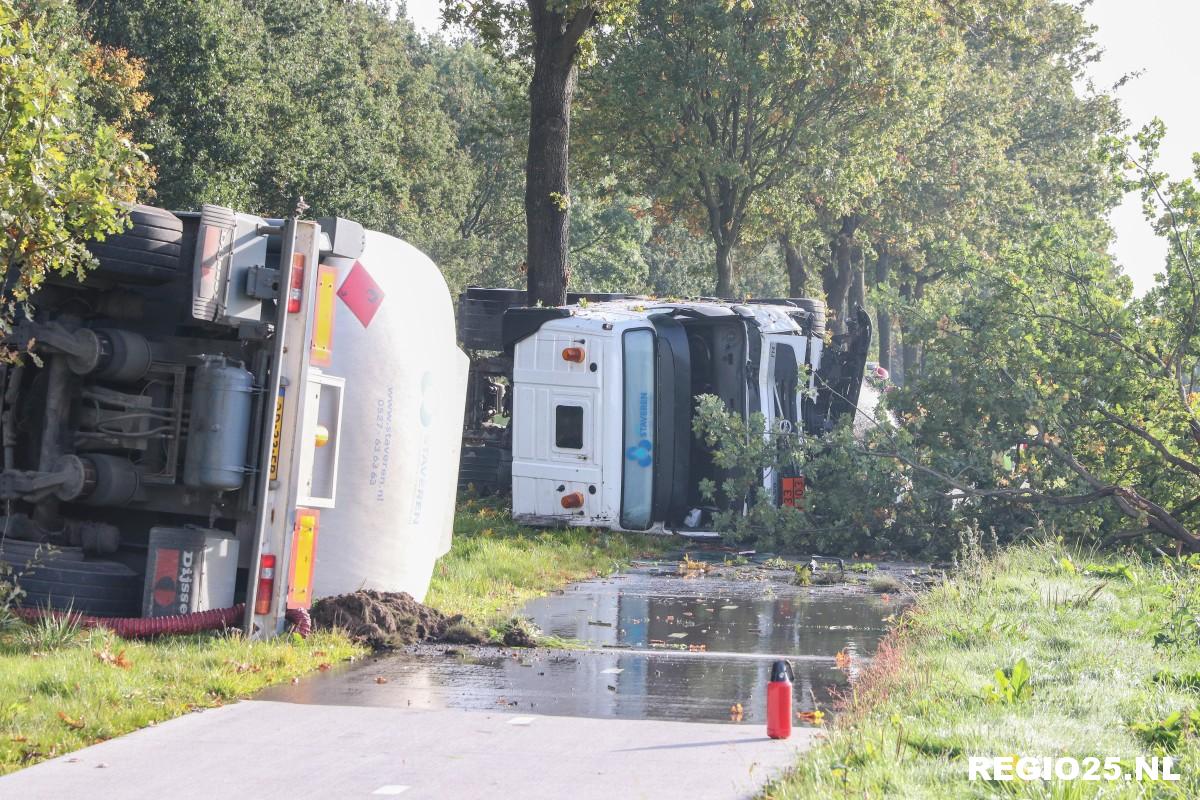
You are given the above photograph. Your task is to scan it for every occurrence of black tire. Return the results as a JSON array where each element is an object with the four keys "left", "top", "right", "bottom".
[
  {"left": 88, "top": 243, "right": 181, "bottom": 269},
  {"left": 566, "top": 292, "right": 629, "bottom": 303},
  {"left": 459, "top": 444, "right": 512, "bottom": 493},
  {"left": 87, "top": 204, "right": 185, "bottom": 285},
  {"left": 790, "top": 298, "right": 826, "bottom": 337},
  {"left": 458, "top": 288, "right": 528, "bottom": 351},
  {"left": 1, "top": 539, "right": 141, "bottom": 617},
  {"left": 746, "top": 297, "right": 826, "bottom": 336},
  {"left": 0, "top": 538, "right": 85, "bottom": 563},
  {"left": 121, "top": 223, "right": 185, "bottom": 244},
  {"left": 126, "top": 205, "right": 183, "bottom": 231}
]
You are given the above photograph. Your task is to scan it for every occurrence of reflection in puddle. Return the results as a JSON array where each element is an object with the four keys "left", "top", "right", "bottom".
[{"left": 261, "top": 565, "right": 905, "bottom": 725}]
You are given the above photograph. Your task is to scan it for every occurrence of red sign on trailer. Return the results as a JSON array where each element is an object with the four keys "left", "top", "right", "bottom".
[{"left": 336, "top": 260, "right": 385, "bottom": 327}]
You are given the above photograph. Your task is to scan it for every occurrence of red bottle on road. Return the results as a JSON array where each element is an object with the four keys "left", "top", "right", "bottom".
[{"left": 767, "top": 659, "right": 794, "bottom": 739}]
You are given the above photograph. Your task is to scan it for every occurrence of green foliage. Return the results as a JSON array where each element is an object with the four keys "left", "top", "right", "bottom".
[
  {"left": 868, "top": 574, "right": 904, "bottom": 594},
  {"left": 1085, "top": 563, "right": 1136, "bottom": 582},
  {"left": 1129, "top": 710, "right": 1196, "bottom": 755},
  {"left": 764, "top": 547, "right": 1200, "bottom": 797},
  {"left": 0, "top": 626, "right": 361, "bottom": 773},
  {"left": 691, "top": 392, "right": 926, "bottom": 556},
  {"left": 1152, "top": 578, "right": 1200, "bottom": 649},
  {"left": 0, "top": 560, "right": 22, "bottom": 620},
  {"left": 691, "top": 393, "right": 807, "bottom": 546},
  {"left": 84, "top": 0, "right": 472, "bottom": 273},
  {"left": 982, "top": 656, "right": 1033, "bottom": 704},
  {"left": 583, "top": 0, "right": 960, "bottom": 294},
  {"left": 0, "top": 0, "right": 152, "bottom": 330},
  {"left": 425, "top": 498, "right": 664, "bottom": 627},
  {"left": 491, "top": 615, "right": 541, "bottom": 647},
  {"left": 16, "top": 611, "right": 85, "bottom": 653}
]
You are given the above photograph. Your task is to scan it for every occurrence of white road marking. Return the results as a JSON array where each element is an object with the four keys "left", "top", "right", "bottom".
[
  {"left": 507, "top": 716, "right": 535, "bottom": 726},
  {"left": 371, "top": 786, "right": 410, "bottom": 795},
  {"left": 600, "top": 667, "right": 623, "bottom": 674}
]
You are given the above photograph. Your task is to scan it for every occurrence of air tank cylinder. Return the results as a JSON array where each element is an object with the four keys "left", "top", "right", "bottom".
[{"left": 183, "top": 356, "right": 254, "bottom": 490}]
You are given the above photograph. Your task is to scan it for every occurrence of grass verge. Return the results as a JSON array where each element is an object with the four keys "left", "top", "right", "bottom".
[
  {"left": 764, "top": 540, "right": 1200, "bottom": 799},
  {"left": 0, "top": 623, "right": 359, "bottom": 775},
  {"left": 426, "top": 496, "right": 667, "bottom": 630},
  {"left": 1, "top": 500, "right": 662, "bottom": 774}
]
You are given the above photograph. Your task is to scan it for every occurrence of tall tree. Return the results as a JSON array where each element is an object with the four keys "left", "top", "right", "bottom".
[
  {"left": 583, "top": 0, "right": 954, "bottom": 297},
  {"left": 84, "top": 0, "right": 472, "bottom": 257},
  {"left": 444, "top": 0, "right": 634, "bottom": 306}
]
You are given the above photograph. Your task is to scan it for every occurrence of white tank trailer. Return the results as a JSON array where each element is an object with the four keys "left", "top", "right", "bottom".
[{"left": 0, "top": 204, "right": 467, "bottom": 635}]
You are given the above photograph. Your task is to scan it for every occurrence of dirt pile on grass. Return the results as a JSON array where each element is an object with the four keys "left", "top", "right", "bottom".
[{"left": 311, "top": 590, "right": 483, "bottom": 650}]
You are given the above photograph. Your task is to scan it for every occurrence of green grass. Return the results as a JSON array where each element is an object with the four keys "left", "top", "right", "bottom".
[
  {"left": 0, "top": 498, "right": 658, "bottom": 774},
  {"left": 426, "top": 496, "right": 666, "bottom": 628},
  {"left": 764, "top": 540, "right": 1200, "bottom": 799},
  {"left": 0, "top": 625, "right": 360, "bottom": 774}
]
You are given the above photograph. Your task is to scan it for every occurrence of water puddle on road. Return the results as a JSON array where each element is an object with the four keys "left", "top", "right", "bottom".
[{"left": 261, "top": 561, "right": 912, "bottom": 725}]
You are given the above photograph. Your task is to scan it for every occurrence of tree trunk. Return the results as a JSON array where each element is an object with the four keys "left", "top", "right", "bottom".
[
  {"left": 821, "top": 249, "right": 837, "bottom": 303},
  {"left": 850, "top": 244, "right": 865, "bottom": 311},
  {"left": 875, "top": 244, "right": 891, "bottom": 371},
  {"left": 715, "top": 240, "right": 734, "bottom": 297},
  {"left": 779, "top": 233, "right": 806, "bottom": 296},
  {"left": 525, "top": 1, "right": 593, "bottom": 307},
  {"left": 900, "top": 274, "right": 924, "bottom": 379},
  {"left": 827, "top": 215, "right": 858, "bottom": 333}
]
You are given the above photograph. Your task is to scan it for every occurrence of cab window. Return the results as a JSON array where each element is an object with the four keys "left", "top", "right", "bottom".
[
  {"left": 555, "top": 405, "right": 584, "bottom": 449},
  {"left": 621, "top": 329, "right": 655, "bottom": 529}
]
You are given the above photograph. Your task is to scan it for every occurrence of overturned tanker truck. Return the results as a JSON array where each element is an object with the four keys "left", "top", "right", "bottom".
[
  {"left": 0, "top": 204, "right": 467, "bottom": 636},
  {"left": 457, "top": 289, "right": 871, "bottom": 537}
]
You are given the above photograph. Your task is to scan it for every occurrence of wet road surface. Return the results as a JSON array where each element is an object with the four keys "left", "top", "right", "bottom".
[
  {"left": 261, "top": 559, "right": 908, "bottom": 724},
  {"left": 3, "top": 559, "right": 917, "bottom": 800}
]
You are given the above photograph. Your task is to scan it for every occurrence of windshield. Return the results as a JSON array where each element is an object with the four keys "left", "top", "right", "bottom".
[{"left": 620, "top": 329, "right": 655, "bottom": 529}]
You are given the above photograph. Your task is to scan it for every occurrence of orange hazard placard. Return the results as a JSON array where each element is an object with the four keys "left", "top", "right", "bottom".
[{"left": 781, "top": 476, "right": 805, "bottom": 508}]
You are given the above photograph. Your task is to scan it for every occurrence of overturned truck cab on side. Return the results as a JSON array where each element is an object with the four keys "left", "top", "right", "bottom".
[
  {"left": 458, "top": 291, "right": 870, "bottom": 536},
  {"left": 0, "top": 204, "right": 467, "bottom": 635}
]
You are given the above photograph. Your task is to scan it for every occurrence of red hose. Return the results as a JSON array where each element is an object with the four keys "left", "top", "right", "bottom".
[{"left": 15, "top": 603, "right": 312, "bottom": 638}]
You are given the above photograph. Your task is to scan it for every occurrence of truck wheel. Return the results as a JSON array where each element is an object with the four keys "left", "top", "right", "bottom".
[
  {"left": 458, "top": 288, "right": 528, "bottom": 351},
  {"left": 458, "top": 444, "right": 512, "bottom": 494},
  {"left": 86, "top": 204, "right": 184, "bottom": 285},
  {"left": 790, "top": 298, "right": 826, "bottom": 337},
  {"left": 0, "top": 539, "right": 141, "bottom": 617}
]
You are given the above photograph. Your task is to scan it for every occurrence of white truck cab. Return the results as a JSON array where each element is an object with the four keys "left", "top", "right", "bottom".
[{"left": 459, "top": 292, "right": 870, "bottom": 537}]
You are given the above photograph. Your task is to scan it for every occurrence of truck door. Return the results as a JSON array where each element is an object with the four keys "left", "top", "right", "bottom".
[{"left": 511, "top": 330, "right": 605, "bottom": 519}]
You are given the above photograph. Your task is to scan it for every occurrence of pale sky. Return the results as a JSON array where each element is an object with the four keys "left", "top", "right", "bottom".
[{"left": 404, "top": 0, "right": 1197, "bottom": 295}]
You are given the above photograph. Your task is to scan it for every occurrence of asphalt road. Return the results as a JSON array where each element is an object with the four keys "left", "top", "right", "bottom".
[
  {"left": 1, "top": 562, "right": 908, "bottom": 798},
  {"left": 0, "top": 700, "right": 815, "bottom": 800}
]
